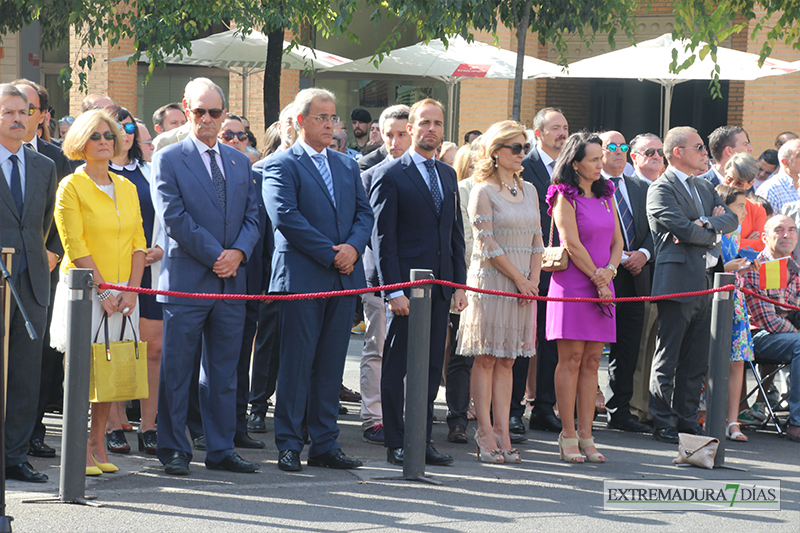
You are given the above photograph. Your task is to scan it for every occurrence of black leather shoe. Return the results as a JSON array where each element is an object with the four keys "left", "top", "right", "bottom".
[
  {"left": 247, "top": 413, "right": 267, "bottom": 433},
  {"left": 193, "top": 435, "right": 206, "bottom": 451},
  {"left": 653, "top": 427, "right": 680, "bottom": 444},
  {"left": 28, "top": 439, "right": 56, "bottom": 458},
  {"left": 210, "top": 452, "right": 259, "bottom": 473},
  {"left": 339, "top": 385, "right": 362, "bottom": 403},
  {"left": 509, "top": 416, "right": 526, "bottom": 435},
  {"left": 307, "top": 448, "right": 362, "bottom": 469},
  {"left": 529, "top": 411, "right": 563, "bottom": 432},
  {"left": 164, "top": 452, "right": 190, "bottom": 476},
  {"left": 278, "top": 449, "right": 301, "bottom": 471},
  {"left": 386, "top": 447, "right": 404, "bottom": 465},
  {"left": 425, "top": 443, "right": 454, "bottom": 466},
  {"left": 105, "top": 429, "right": 131, "bottom": 454},
  {"left": 447, "top": 424, "right": 468, "bottom": 443},
  {"left": 608, "top": 415, "right": 652, "bottom": 433},
  {"left": 510, "top": 432, "right": 528, "bottom": 444},
  {"left": 6, "top": 461, "right": 47, "bottom": 483},
  {"left": 234, "top": 432, "right": 266, "bottom": 449}
]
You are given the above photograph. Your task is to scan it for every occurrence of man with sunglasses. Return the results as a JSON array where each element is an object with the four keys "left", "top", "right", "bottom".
[
  {"left": 519, "top": 107, "right": 569, "bottom": 436},
  {"left": 600, "top": 131, "right": 653, "bottom": 434},
  {"left": 630, "top": 133, "right": 665, "bottom": 182},
  {"left": 152, "top": 78, "right": 262, "bottom": 476},
  {"left": 699, "top": 126, "right": 754, "bottom": 186},
  {"left": 646, "top": 126, "right": 739, "bottom": 444}
]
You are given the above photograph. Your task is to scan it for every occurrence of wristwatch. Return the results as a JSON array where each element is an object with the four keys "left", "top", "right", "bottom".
[
  {"left": 605, "top": 263, "right": 617, "bottom": 279},
  {"left": 699, "top": 216, "right": 711, "bottom": 229}
]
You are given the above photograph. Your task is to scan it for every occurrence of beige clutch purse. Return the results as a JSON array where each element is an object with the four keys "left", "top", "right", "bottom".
[{"left": 673, "top": 433, "right": 719, "bottom": 469}]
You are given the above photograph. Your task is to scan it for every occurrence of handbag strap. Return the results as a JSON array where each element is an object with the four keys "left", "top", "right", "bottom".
[
  {"left": 119, "top": 314, "right": 141, "bottom": 360},
  {"left": 547, "top": 194, "right": 576, "bottom": 247}
]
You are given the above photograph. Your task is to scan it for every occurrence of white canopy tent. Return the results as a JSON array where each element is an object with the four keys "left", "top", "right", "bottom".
[
  {"left": 320, "top": 36, "right": 560, "bottom": 141},
  {"left": 539, "top": 34, "right": 796, "bottom": 138}
]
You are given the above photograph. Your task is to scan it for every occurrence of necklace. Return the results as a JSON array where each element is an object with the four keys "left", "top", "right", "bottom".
[{"left": 501, "top": 178, "right": 518, "bottom": 196}]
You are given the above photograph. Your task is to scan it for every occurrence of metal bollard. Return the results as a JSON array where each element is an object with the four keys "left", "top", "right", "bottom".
[
  {"left": 705, "top": 272, "right": 739, "bottom": 469},
  {"left": 403, "top": 269, "right": 437, "bottom": 484},
  {"left": 59, "top": 269, "right": 97, "bottom": 504}
]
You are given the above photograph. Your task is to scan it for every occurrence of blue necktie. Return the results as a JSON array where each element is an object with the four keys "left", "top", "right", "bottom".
[
  {"left": 9, "top": 155, "right": 27, "bottom": 273},
  {"left": 311, "top": 153, "right": 336, "bottom": 207},
  {"left": 424, "top": 158, "right": 442, "bottom": 215},
  {"left": 206, "top": 149, "right": 226, "bottom": 214},
  {"left": 611, "top": 177, "right": 636, "bottom": 250}
]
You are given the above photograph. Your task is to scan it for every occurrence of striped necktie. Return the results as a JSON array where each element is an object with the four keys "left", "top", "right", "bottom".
[
  {"left": 206, "top": 149, "right": 226, "bottom": 214},
  {"left": 611, "top": 177, "right": 636, "bottom": 250},
  {"left": 311, "top": 153, "right": 336, "bottom": 207}
]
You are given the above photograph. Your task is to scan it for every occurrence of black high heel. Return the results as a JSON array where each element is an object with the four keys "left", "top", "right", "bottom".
[{"left": 137, "top": 429, "right": 157, "bottom": 455}]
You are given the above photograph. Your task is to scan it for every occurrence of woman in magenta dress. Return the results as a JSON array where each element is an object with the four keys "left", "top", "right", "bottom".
[{"left": 546, "top": 132, "right": 623, "bottom": 464}]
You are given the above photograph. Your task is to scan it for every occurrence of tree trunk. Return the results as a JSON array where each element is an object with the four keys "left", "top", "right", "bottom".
[
  {"left": 263, "top": 28, "right": 285, "bottom": 129},
  {"left": 512, "top": 1, "right": 533, "bottom": 122}
]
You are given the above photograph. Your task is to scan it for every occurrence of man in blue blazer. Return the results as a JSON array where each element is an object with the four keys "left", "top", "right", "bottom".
[
  {"left": 370, "top": 98, "right": 468, "bottom": 466},
  {"left": 152, "top": 78, "right": 261, "bottom": 475},
  {"left": 263, "top": 88, "right": 373, "bottom": 472}
]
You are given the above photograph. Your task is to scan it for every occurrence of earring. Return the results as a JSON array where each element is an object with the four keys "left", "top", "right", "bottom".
[{"left": 493, "top": 156, "right": 498, "bottom": 168}]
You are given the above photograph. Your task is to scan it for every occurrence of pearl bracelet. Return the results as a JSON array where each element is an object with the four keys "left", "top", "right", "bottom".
[{"left": 97, "top": 289, "right": 112, "bottom": 302}]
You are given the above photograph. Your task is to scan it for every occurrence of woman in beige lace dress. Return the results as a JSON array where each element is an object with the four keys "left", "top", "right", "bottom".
[{"left": 457, "top": 121, "right": 544, "bottom": 463}]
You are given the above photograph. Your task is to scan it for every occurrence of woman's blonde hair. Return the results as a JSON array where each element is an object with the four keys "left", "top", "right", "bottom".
[
  {"left": 453, "top": 144, "right": 474, "bottom": 182},
  {"left": 473, "top": 120, "right": 527, "bottom": 183},
  {"left": 62, "top": 109, "right": 124, "bottom": 161}
]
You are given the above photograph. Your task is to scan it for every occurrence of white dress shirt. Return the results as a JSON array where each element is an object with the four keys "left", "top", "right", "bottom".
[
  {"left": 189, "top": 133, "right": 226, "bottom": 180},
  {"left": 0, "top": 143, "right": 26, "bottom": 200}
]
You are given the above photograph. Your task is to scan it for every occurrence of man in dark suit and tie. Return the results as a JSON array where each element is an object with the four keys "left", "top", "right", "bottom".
[
  {"left": 646, "top": 126, "right": 739, "bottom": 443},
  {"left": 599, "top": 130, "right": 653, "bottom": 433},
  {"left": 0, "top": 83, "right": 57, "bottom": 483},
  {"left": 698, "top": 126, "right": 754, "bottom": 186},
  {"left": 152, "top": 78, "right": 261, "bottom": 475},
  {"left": 519, "top": 107, "right": 569, "bottom": 435},
  {"left": 371, "top": 98, "right": 468, "bottom": 466},
  {"left": 263, "top": 88, "right": 373, "bottom": 472},
  {"left": 13, "top": 79, "right": 78, "bottom": 459}
]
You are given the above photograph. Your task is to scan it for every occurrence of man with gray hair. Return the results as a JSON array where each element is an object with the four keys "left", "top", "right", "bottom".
[
  {"left": 253, "top": 104, "right": 296, "bottom": 171},
  {"left": 264, "top": 87, "right": 373, "bottom": 472},
  {"left": 758, "top": 138, "right": 800, "bottom": 213},
  {"left": 630, "top": 133, "right": 664, "bottom": 182}
]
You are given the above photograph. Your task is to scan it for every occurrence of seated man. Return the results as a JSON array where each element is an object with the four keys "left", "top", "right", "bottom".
[{"left": 740, "top": 214, "right": 800, "bottom": 442}]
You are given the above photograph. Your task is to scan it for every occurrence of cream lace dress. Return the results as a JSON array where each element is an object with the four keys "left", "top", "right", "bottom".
[{"left": 456, "top": 180, "right": 544, "bottom": 358}]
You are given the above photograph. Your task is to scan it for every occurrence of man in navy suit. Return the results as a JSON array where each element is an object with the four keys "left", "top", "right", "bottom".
[
  {"left": 263, "top": 88, "right": 373, "bottom": 472},
  {"left": 519, "top": 107, "right": 569, "bottom": 435},
  {"left": 152, "top": 78, "right": 261, "bottom": 475},
  {"left": 698, "top": 125, "right": 754, "bottom": 186},
  {"left": 371, "top": 98, "right": 468, "bottom": 466}
]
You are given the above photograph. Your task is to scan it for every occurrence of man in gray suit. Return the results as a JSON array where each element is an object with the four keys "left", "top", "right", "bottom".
[
  {"left": 0, "top": 84, "right": 57, "bottom": 482},
  {"left": 646, "top": 126, "right": 738, "bottom": 444}
]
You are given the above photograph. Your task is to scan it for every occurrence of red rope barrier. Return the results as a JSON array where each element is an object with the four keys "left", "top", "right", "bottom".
[
  {"left": 97, "top": 280, "right": 736, "bottom": 304},
  {"left": 739, "top": 286, "right": 800, "bottom": 312}
]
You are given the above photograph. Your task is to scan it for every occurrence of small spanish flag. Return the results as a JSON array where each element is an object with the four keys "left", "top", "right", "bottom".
[{"left": 759, "top": 257, "right": 790, "bottom": 290}]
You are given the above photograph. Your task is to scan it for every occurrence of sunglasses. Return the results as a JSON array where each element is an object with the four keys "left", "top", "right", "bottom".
[
  {"left": 637, "top": 148, "right": 664, "bottom": 157},
  {"left": 596, "top": 302, "right": 616, "bottom": 319},
  {"left": 220, "top": 130, "right": 249, "bottom": 142},
  {"left": 121, "top": 123, "right": 137, "bottom": 134},
  {"left": 59, "top": 116, "right": 75, "bottom": 124},
  {"left": 680, "top": 143, "right": 707, "bottom": 153},
  {"left": 89, "top": 131, "right": 117, "bottom": 141},
  {"left": 190, "top": 107, "right": 224, "bottom": 119},
  {"left": 27, "top": 105, "right": 45, "bottom": 116},
  {"left": 501, "top": 142, "right": 531, "bottom": 155},
  {"left": 605, "top": 143, "right": 629, "bottom": 153}
]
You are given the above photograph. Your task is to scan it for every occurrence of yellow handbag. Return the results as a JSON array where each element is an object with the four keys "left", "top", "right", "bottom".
[{"left": 89, "top": 313, "right": 148, "bottom": 403}]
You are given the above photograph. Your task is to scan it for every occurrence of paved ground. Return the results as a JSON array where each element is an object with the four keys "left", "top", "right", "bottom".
[{"left": 5, "top": 336, "right": 799, "bottom": 532}]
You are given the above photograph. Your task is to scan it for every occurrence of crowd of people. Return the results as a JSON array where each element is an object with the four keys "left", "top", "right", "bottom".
[{"left": 1, "top": 75, "right": 798, "bottom": 484}]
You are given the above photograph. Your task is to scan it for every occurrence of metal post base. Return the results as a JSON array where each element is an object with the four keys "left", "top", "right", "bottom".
[
  {"left": 371, "top": 474, "right": 443, "bottom": 486},
  {"left": 21, "top": 495, "right": 101, "bottom": 507},
  {"left": 0, "top": 516, "right": 12, "bottom": 532}
]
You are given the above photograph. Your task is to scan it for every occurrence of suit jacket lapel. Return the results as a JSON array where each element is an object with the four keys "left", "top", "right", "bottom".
[
  {"left": 401, "top": 152, "right": 438, "bottom": 217},
  {"left": 21, "top": 148, "right": 41, "bottom": 220},
  {"left": 294, "top": 144, "right": 335, "bottom": 208},
  {"left": 181, "top": 138, "right": 224, "bottom": 215},
  {"left": 221, "top": 146, "right": 239, "bottom": 210},
  {"left": 665, "top": 170, "right": 699, "bottom": 218},
  {"left": 326, "top": 149, "right": 343, "bottom": 207}
]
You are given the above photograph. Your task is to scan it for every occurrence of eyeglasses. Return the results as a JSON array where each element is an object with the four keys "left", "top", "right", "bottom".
[
  {"left": 27, "top": 105, "right": 45, "bottom": 116},
  {"left": 88, "top": 131, "right": 117, "bottom": 141},
  {"left": 190, "top": 108, "right": 224, "bottom": 119},
  {"left": 307, "top": 114, "right": 340, "bottom": 124},
  {"left": 121, "top": 123, "right": 137, "bottom": 134},
  {"left": 219, "top": 130, "right": 249, "bottom": 142},
  {"left": 680, "top": 143, "right": 707, "bottom": 153},
  {"left": 500, "top": 142, "right": 531, "bottom": 155},
  {"left": 636, "top": 148, "right": 664, "bottom": 158},
  {"left": 605, "top": 143, "right": 629, "bottom": 153}
]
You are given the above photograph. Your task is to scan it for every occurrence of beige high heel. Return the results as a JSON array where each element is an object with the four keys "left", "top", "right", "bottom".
[
  {"left": 494, "top": 434, "right": 521, "bottom": 464},
  {"left": 474, "top": 429, "right": 504, "bottom": 463},
  {"left": 558, "top": 433, "right": 584, "bottom": 463},
  {"left": 578, "top": 437, "right": 606, "bottom": 463}
]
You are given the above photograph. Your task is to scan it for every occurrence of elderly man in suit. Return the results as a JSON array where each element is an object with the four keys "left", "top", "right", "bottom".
[
  {"left": 0, "top": 83, "right": 57, "bottom": 482},
  {"left": 599, "top": 130, "right": 653, "bottom": 433},
  {"left": 371, "top": 98, "right": 468, "bottom": 466},
  {"left": 264, "top": 88, "right": 373, "bottom": 472},
  {"left": 152, "top": 78, "right": 261, "bottom": 475},
  {"left": 646, "top": 126, "right": 739, "bottom": 444},
  {"left": 519, "top": 107, "right": 569, "bottom": 435}
]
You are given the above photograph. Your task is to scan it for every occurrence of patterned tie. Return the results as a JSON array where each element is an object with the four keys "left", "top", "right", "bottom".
[
  {"left": 311, "top": 153, "right": 336, "bottom": 207},
  {"left": 206, "top": 149, "right": 226, "bottom": 214},
  {"left": 25, "top": 142, "right": 34, "bottom": 151},
  {"left": 611, "top": 177, "right": 636, "bottom": 250},
  {"left": 9, "top": 154, "right": 27, "bottom": 273},
  {"left": 424, "top": 158, "right": 442, "bottom": 214}
]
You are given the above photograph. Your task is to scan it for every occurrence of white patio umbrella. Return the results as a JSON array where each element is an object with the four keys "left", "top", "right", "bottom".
[
  {"left": 539, "top": 34, "right": 796, "bottom": 137},
  {"left": 110, "top": 29, "right": 351, "bottom": 116},
  {"left": 320, "top": 35, "right": 560, "bottom": 141}
]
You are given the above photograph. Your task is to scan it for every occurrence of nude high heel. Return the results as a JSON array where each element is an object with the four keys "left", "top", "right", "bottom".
[
  {"left": 558, "top": 433, "right": 584, "bottom": 463},
  {"left": 494, "top": 434, "right": 521, "bottom": 464},
  {"left": 578, "top": 436, "right": 606, "bottom": 463},
  {"left": 474, "top": 429, "right": 504, "bottom": 463}
]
